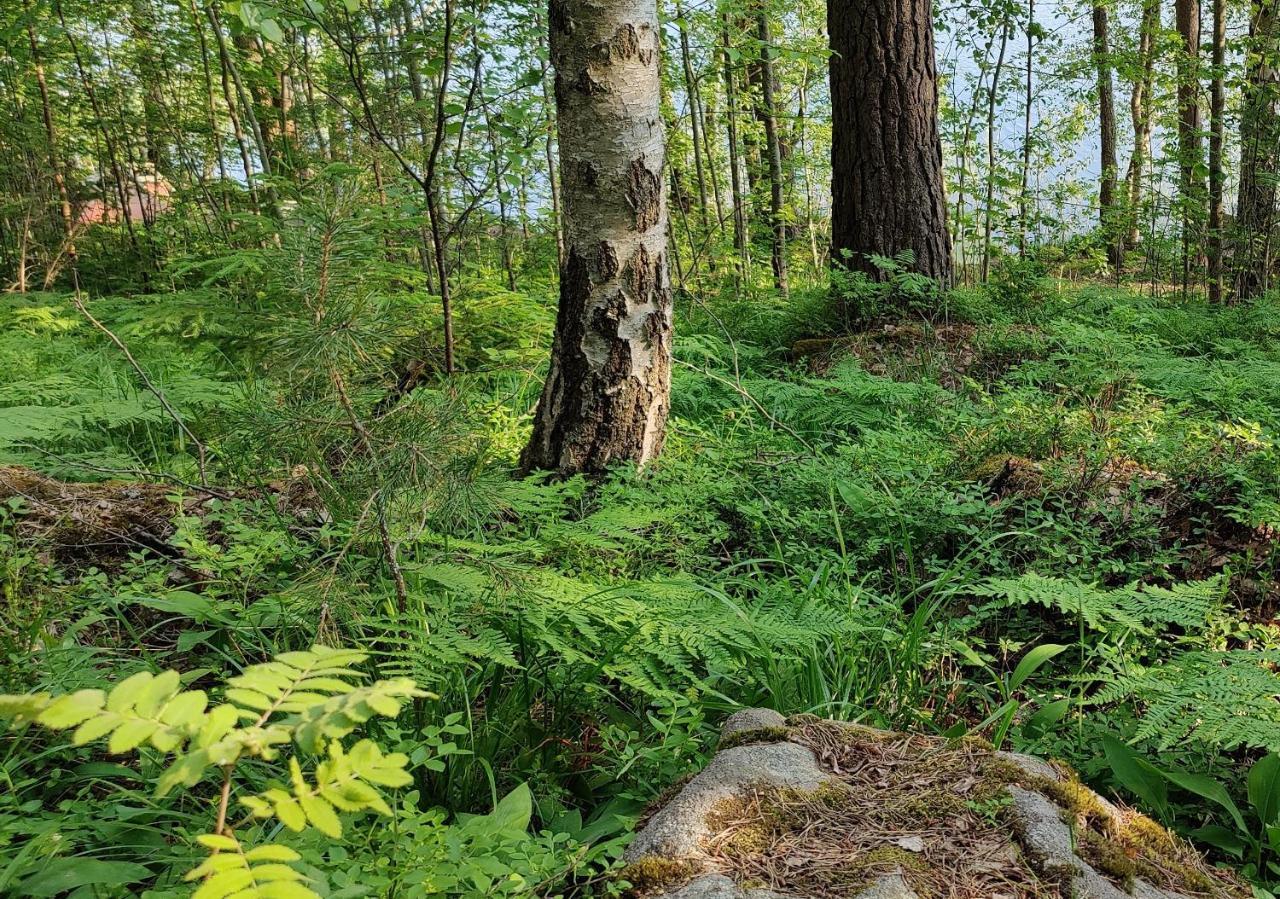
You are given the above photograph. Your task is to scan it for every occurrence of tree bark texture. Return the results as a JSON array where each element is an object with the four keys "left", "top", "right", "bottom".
[
  {"left": 522, "top": 0, "right": 672, "bottom": 475},
  {"left": 1176, "top": 0, "right": 1204, "bottom": 285},
  {"left": 1093, "top": 4, "right": 1122, "bottom": 272},
  {"left": 1234, "top": 0, "right": 1280, "bottom": 299},
  {"left": 829, "top": 0, "right": 952, "bottom": 284}
]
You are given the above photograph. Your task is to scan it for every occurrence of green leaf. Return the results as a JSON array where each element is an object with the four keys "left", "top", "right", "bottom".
[
  {"left": 15, "top": 859, "right": 151, "bottom": 897},
  {"left": 1101, "top": 735, "right": 1170, "bottom": 821},
  {"left": 1022, "top": 698, "right": 1070, "bottom": 736},
  {"left": 1160, "top": 767, "right": 1246, "bottom": 834},
  {"left": 259, "top": 17, "right": 285, "bottom": 43},
  {"left": 299, "top": 794, "right": 342, "bottom": 838},
  {"left": 1009, "top": 644, "right": 1067, "bottom": 691},
  {"left": 37, "top": 689, "right": 104, "bottom": 729},
  {"left": 244, "top": 845, "right": 302, "bottom": 863},
  {"left": 1188, "top": 824, "right": 1247, "bottom": 858},
  {"left": 489, "top": 782, "right": 533, "bottom": 834},
  {"left": 1249, "top": 753, "right": 1280, "bottom": 826}
]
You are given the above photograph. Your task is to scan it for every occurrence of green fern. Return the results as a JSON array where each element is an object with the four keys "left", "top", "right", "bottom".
[
  {"left": 1093, "top": 650, "right": 1280, "bottom": 752},
  {"left": 968, "top": 573, "right": 1224, "bottom": 634}
]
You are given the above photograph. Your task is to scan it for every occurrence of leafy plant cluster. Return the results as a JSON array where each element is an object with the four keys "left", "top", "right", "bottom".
[{"left": 4, "top": 199, "right": 1280, "bottom": 895}]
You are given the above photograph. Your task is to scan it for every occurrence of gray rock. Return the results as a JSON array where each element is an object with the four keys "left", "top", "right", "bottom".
[
  {"left": 721, "top": 708, "right": 787, "bottom": 740},
  {"left": 852, "top": 872, "right": 920, "bottom": 899},
  {"left": 1006, "top": 787, "right": 1188, "bottom": 899},
  {"left": 995, "top": 750, "right": 1062, "bottom": 783},
  {"left": 626, "top": 741, "right": 835, "bottom": 863},
  {"left": 650, "top": 874, "right": 807, "bottom": 899},
  {"left": 1133, "top": 881, "right": 1191, "bottom": 899},
  {"left": 659, "top": 874, "right": 743, "bottom": 899},
  {"left": 1007, "top": 786, "right": 1079, "bottom": 872}
]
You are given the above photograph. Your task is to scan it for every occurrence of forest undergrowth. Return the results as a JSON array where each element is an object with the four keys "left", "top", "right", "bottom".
[{"left": 3, "top": 223, "right": 1280, "bottom": 896}]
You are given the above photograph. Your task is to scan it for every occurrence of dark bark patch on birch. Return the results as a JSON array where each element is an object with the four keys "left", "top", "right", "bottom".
[
  {"left": 625, "top": 243, "right": 654, "bottom": 299},
  {"left": 627, "top": 159, "right": 662, "bottom": 231},
  {"left": 549, "top": 0, "right": 571, "bottom": 36},
  {"left": 610, "top": 23, "right": 640, "bottom": 60},
  {"left": 596, "top": 240, "right": 620, "bottom": 281},
  {"left": 572, "top": 159, "right": 599, "bottom": 189}
]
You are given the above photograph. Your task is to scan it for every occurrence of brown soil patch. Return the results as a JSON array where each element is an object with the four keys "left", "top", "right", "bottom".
[
  {"left": 0, "top": 465, "right": 325, "bottom": 568},
  {"left": 790, "top": 322, "right": 1041, "bottom": 389}
]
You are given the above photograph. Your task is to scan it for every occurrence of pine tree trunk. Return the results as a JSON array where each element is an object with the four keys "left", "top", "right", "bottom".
[
  {"left": 722, "top": 17, "right": 749, "bottom": 271},
  {"left": 1207, "top": 0, "right": 1226, "bottom": 301},
  {"left": 981, "top": 22, "right": 1011, "bottom": 283},
  {"left": 829, "top": 0, "right": 952, "bottom": 285},
  {"left": 1233, "top": 0, "right": 1280, "bottom": 299},
  {"left": 1176, "top": 0, "right": 1204, "bottom": 290},
  {"left": 521, "top": 0, "right": 672, "bottom": 475},
  {"left": 756, "top": 11, "right": 788, "bottom": 295},
  {"left": 1093, "top": 4, "right": 1122, "bottom": 273}
]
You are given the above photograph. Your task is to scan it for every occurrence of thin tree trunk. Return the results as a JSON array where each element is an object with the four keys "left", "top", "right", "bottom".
[
  {"left": 57, "top": 1, "right": 141, "bottom": 261},
  {"left": 1233, "top": 0, "right": 1280, "bottom": 299},
  {"left": 522, "top": 0, "right": 672, "bottom": 475},
  {"left": 982, "top": 21, "right": 1012, "bottom": 283},
  {"left": 537, "top": 13, "right": 566, "bottom": 269},
  {"left": 756, "top": 11, "right": 788, "bottom": 295},
  {"left": 676, "top": 0, "right": 710, "bottom": 232},
  {"left": 1207, "top": 0, "right": 1226, "bottom": 301},
  {"left": 24, "top": 0, "right": 76, "bottom": 286},
  {"left": 1126, "top": 0, "right": 1159, "bottom": 250},
  {"left": 206, "top": 3, "right": 261, "bottom": 210},
  {"left": 1019, "top": 0, "right": 1034, "bottom": 255},
  {"left": 797, "top": 71, "right": 822, "bottom": 273},
  {"left": 1093, "top": 4, "right": 1122, "bottom": 273},
  {"left": 722, "top": 17, "right": 749, "bottom": 272},
  {"left": 1176, "top": 0, "right": 1204, "bottom": 292}
]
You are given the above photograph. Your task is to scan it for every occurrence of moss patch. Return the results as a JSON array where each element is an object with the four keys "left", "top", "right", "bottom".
[
  {"left": 717, "top": 725, "right": 792, "bottom": 751},
  {"left": 617, "top": 856, "right": 697, "bottom": 897}
]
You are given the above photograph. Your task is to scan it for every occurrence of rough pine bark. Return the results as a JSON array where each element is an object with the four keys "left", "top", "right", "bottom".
[
  {"left": 1093, "top": 4, "right": 1122, "bottom": 272},
  {"left": 1234, "top": 0, "right": 1280, "bottom": 299},
  {"left": 521, "top": 0, "right": 672, "bottom": 475},
  {"left": 829, "top": 0, "right": 952, "bottom": 285},
  {"left": 1176, "top": 0, "right": 1205, "bottom": 286},
  {"left": 1207, "top": 0, "right": 1226, "bottom": 301}
]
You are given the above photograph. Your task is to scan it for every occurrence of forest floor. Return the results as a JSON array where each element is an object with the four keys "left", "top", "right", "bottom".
[{"left": 1, "top": 276, "right": 1279, "bottom": 896}]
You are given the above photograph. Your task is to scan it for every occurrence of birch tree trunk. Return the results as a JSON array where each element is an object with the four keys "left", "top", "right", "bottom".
[
  {"left": 521, "top": 0, "right": 672, "bottom": 475},
  {"left": 1125, "top": 0, "right": 1159, "bottom": 249}
]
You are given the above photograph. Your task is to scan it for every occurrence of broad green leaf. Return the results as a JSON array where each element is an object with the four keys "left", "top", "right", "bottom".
[
  {"left": 1101, "top": 734, "right": 1170, "bottom": 821},
  {"left": 15, "top": 859, "right": 150, "bottom": 897},
  {"left": 1250, "top": 754, "right": 1280, "bottom": 827},
  {"left": 1160, "top": 767, "right": 1246, "bottom": 833}
]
